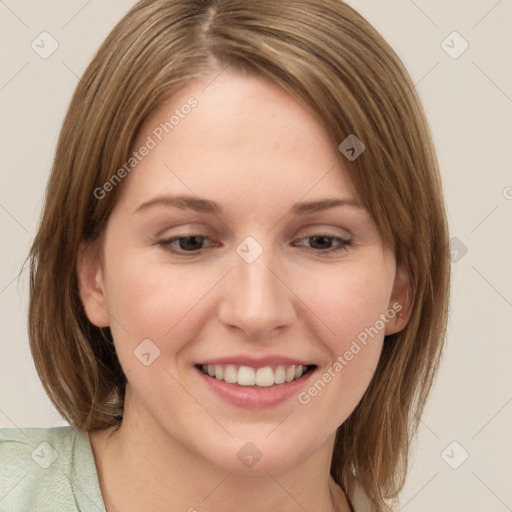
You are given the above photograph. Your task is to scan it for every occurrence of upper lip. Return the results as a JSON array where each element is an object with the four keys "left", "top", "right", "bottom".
[{"left": 196, "top": 355, "right": 314, "bottom": 367}]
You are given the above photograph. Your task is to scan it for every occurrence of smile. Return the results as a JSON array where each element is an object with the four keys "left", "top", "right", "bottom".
[
  {"left": 198, "top": 363, "right": 315, "bottom": 387},
  {"left": 195, "top": 356, "right": 318, "bottom": 408}
]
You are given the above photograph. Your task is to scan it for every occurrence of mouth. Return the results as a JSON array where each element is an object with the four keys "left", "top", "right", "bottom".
[{"left": 195, "top": 363, "right": 317, "bottom": 387}]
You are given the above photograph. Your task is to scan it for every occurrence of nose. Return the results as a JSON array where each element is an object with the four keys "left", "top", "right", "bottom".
[{"left": 217, "top": 247, "right": 297, "bottom": 340}]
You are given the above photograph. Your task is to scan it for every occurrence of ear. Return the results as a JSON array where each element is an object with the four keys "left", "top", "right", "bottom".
[
  {"left": 76, "top": 241, "right": 110, "bottom": 328},
  {"left": 385, "top": 262, "right": 413, "bottom": 336}
]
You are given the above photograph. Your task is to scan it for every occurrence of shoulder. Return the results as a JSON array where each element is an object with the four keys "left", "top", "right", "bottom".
[
  {"left": 0, "top": 426, "right": 105, "bottom": 512},
  {"left": 351, "top": 483, "right": 398, "bottom": 512},
  {"left": 0, "top": 426, "right": 78, "bottom": 476},
  {"left": 351, "top": 484, "right": 372, "bottom": 512},
  {"left": 0, "top": 424, "right": 78, "bottom": 451},
  {"left": 0, "top": 426, "right": 78, "bottom": 511}
]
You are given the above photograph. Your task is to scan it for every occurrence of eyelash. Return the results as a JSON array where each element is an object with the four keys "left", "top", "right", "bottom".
[{"left": 157, "top": 232, "right": 352, "bottom": 256}]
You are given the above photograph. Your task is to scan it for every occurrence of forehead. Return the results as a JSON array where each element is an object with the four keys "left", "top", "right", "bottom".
[{"left": 119, "top": 69, "right": 358, "bottom": 213}]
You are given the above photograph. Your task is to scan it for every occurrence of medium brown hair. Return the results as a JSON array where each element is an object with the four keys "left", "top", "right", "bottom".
[{"left": 27, "top": 1, "right": 450, "bottom": 510}]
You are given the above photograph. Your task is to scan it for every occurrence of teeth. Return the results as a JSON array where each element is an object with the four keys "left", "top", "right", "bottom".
[
  {"left": 256, "top": 367, "right": 274, "bottom": 387},
  {"left": 214, "top": 365, "right": 224, "bottom": 380},
  {"left": 238, "top": 366, "right": 255, "bottom": 385},
  {"left": 274, "top": 365, "right": 286, "bottom": 384},
  {"left": 224, "top": 364, "right": 237, "bottom": 383},
  {"left": 199, "top": 363, "right": 310, "bottom": 386},
  {"left": 285, "top": 366, "right": 295, "bottom": 383}
]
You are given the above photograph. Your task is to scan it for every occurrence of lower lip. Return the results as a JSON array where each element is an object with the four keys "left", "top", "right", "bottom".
[{"left": 196, "top": 367, "right": 316, "bottom": 408}]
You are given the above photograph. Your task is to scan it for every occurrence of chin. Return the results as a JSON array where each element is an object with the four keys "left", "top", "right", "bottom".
[{"left": 191, "top": 427, "right": 326, "bottom": 475}]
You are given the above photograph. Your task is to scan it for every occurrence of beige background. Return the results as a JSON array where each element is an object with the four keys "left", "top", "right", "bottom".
[{"left": 1, "top": 1, "right": 511, "bottom": 510}]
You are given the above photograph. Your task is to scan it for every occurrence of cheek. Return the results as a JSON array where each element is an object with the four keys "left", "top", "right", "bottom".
[
  {"left": 103, "top": 251, "right": 225, "bottom": 372},
  {"left": 301, "top": 260, "right": 394, "bottom": 351},
  {"left": 291, "top": 261, "right": 393, "bottom": 415},
  {"left": 104, "top": 249, "right": 201, "bottom": 331},
  {"left": 102, "top": 258, "right": 208, "bottom": 391}
]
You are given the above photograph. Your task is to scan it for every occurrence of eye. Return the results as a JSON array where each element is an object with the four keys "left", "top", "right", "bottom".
[
  {"left": 156, "top": 232, "right": 352, "bottom": 256},
  {"left": 294, "top": 233, "right": 352, "bottom": 254},
  {"left": 158, "top": 235, "right": 215, "bottom": 255}
]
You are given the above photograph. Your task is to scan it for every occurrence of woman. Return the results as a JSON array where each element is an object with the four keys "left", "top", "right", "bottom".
[{"left": 0, "top": 1, "right": 450, "bottom": 511}]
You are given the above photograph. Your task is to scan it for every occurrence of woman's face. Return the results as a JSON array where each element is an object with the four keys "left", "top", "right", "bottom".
[{"left": 79, "top": 69, "right": 409, "bottom": 473}]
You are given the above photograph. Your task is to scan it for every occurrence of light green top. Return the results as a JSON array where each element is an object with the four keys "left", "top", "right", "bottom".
[{"left": 0, "top": 426, "right": 105, "bottom": 512}]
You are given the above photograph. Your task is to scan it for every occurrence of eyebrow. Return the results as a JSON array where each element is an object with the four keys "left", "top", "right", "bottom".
[{"left": 134, "top": 194, "right": 362, "bottom": 216}]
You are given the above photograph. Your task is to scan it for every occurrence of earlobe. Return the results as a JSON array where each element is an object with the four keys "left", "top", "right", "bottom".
[
  {"left": 76, "top": 241, "right": 111, "bottom": 328},
  {"left": 385, "top": 263, "right": 413, "bottom": 336}
]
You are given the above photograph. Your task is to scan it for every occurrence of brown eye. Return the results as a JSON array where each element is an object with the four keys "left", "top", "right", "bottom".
[
  {"left": 158, "top": 235, "right": 213, "bottom": 254},
  {"left": 294, "top": 233, "right": 352, "bottom": 254}
]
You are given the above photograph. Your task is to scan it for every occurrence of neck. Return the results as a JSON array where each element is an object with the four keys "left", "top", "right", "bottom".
[{"left": 89, "top": 391, "right": 350, "bottom": 512}]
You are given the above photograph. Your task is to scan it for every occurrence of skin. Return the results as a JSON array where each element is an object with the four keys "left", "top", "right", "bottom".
[{"left": 78, "top": 68, "right": 410, "bottom": 512}]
